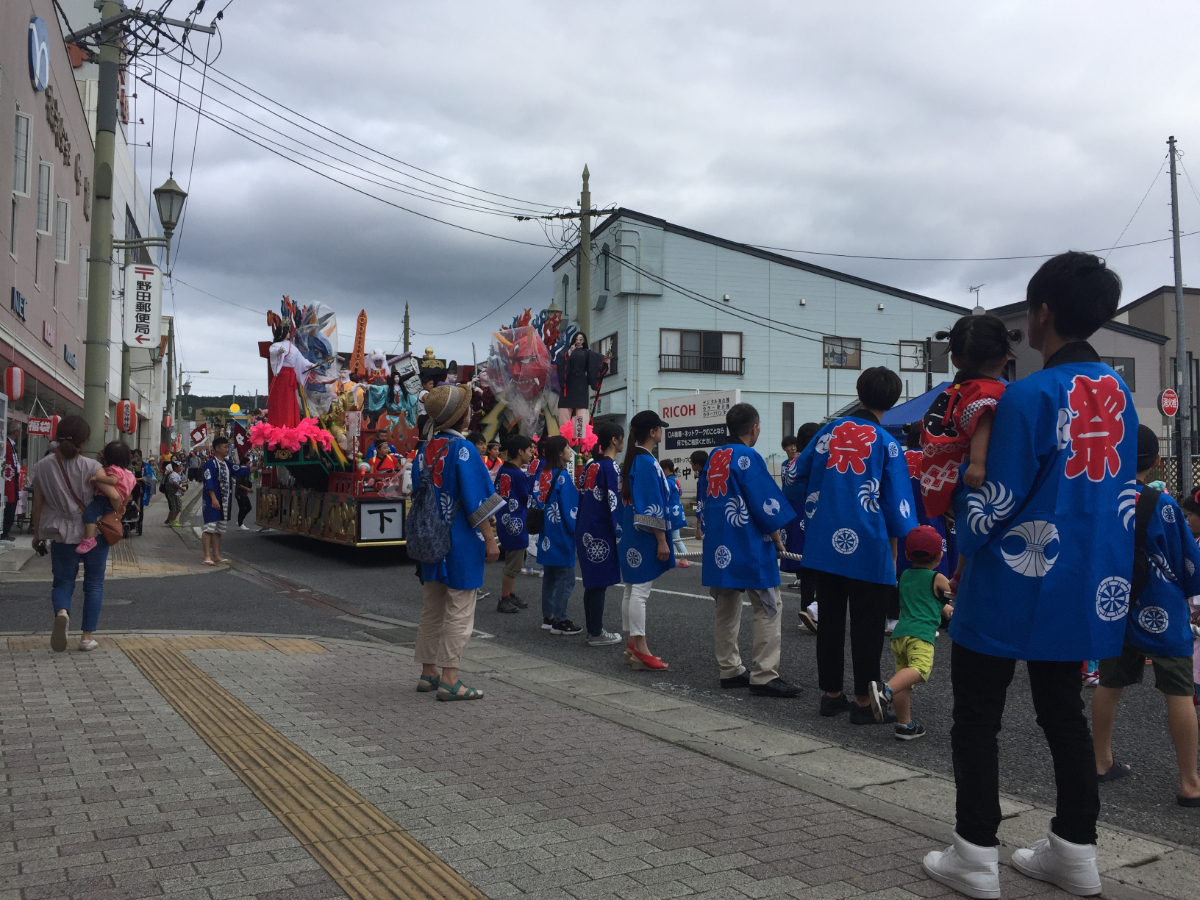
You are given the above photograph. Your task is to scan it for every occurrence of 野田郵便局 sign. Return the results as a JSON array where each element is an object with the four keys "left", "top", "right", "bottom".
[{"left": 123, "top": 264, "right": 162, "bottom": 348}]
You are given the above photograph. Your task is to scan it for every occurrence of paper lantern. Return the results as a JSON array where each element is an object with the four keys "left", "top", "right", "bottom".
[
  {"left": 4, "top": 366, "right": 24, "bottom": 401},
  {"left": 116, "top": 399, "right": 137, "bottom": 435},
  {"left": 163, "top": 413, "right": 174, "bottom": 429}
]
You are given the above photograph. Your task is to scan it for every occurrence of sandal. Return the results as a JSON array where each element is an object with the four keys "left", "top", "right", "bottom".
[
  {"left": 416, "top": 674, "right": 440, "bottom": 693},
  {"left": 436, "top": 680, "right": 483, "bottom": 701},
  {"left": 629, "top": 648, "right": 669, "bottom": 671},
  {"left": 1098, "top": 761, "right": 1132, "bottom": 783},
  {"left": 202, "top": 559, "right": 216, "bottom": 566},
  {"left": 1178, "top": 794, "right": 1200, "bottom": 808}
]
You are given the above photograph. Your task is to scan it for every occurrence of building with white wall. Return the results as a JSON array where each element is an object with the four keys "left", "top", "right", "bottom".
[{"left": 554, "top": 208, "right": 972, "bottom": 470}]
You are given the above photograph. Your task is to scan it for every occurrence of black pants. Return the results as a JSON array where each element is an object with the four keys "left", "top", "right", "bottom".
[
  {"left": 951, "top": 642, "right": 1099, "bottom": 847},
  {"left": 236, "top": 494, "right": 252, "bottom": 526},
  {"left": 2, "top": 500, "right": 16, "bottom": 539},
  {"left": 583, "top": 586, "right": 609, "bottom": 637},
  {"left": 815, "top": 570, "right": 889, "bottom": 698}
]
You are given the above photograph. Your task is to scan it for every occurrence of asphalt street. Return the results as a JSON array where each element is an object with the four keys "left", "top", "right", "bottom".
[{"left": 4, "top": 510, "right": 1198, "bottom": 850}]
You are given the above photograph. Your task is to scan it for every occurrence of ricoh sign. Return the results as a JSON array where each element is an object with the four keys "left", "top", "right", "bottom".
[{"left": 656, "top": 389, "right": 740, "bottom": 494}]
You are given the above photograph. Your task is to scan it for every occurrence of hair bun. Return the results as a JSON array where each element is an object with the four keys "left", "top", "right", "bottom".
[{"left": 933, "top": 330, "right": 950, "bottom": 341}]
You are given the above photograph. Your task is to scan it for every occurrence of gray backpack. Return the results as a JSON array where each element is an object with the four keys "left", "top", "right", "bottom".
[{"left": 406, "top": 477, "right": 452, "bottom": 563}]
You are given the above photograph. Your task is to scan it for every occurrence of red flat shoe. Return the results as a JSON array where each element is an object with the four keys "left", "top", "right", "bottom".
[{"left": 629, "top": 648, "right": 668, "bottom": 670}]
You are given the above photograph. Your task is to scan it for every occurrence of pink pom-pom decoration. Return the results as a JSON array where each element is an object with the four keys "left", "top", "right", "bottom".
[{"left": 249, "top": 417, "right": 334, "bottom": 453}]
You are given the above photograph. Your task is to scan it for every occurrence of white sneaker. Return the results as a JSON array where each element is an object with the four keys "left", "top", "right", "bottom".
[
  {"left": 239, "top": 524, "right": 249, "bottom": 531},
  {"left": 885, "top": 618, "right": 899, "bottom": 635},
  {"left": 78, "top": 639, "right": 99, "bottom": 651},
  {"left": 922, "top": 831, "right": 1000, "bottom": 900},
  {"left": 1010, "top": 831, "right": 1101, "bottom": 896}
]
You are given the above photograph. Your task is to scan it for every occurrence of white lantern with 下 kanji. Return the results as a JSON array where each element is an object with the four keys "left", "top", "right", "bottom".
[
  {"left": 116, "top": 399, "right": 137, "bottom": 435},
  {"left": 4, "top": 366, "right": 24, "bottom": 401}
]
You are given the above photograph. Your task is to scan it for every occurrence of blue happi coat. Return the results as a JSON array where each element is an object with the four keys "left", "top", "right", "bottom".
[
  {"left": 1128, "top": 491, "right": 1200, "bottom": 658},
  {"left": 698, "top": 442, "right": 796, "bottom": 590},
  {"left": 495, "top": 463, "right": 530, "bottom": 552},
  {"left": 951, "top": 343, "right": 1138, "bottom": 661},
  {"left": 619, "top": 450, "right": 674, "bottom": 583},
  {"left": 780, "top": 455, "right": 806, "bottom": 573},
  {"left": 896, "top": 450, "right": 957, "bottom": 579},
  {"left": 789, "top": 414, "right": 918, "bottom": 585},
  {"left": 665, "top": 476, "right": 688, "bottom": 532},
  {"left": 577, "top": 458, "right": 622, "bottom": 588},
  {"left": 535, "top": 467, "right": 578, "bottom": 567},
  {"left": 413, "top": 432, "right": 505, "bottom": 590}
]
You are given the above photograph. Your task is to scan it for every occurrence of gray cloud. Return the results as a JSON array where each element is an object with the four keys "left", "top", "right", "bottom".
[{"left": 151, "top": 0, "right": 1200, "bottom": 395}]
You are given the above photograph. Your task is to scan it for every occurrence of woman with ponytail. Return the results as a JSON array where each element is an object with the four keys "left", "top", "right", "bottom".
[
  {"left": 28, "top": 416, "right": 108, "bottom": 652},
  {"left": 617, "top": 410, "right": 673, "bottom": 670}
]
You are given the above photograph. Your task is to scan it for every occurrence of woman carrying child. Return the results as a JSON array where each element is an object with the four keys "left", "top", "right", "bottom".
[{"left": 75, "top": 441, "right": 135, "bottom": 554}]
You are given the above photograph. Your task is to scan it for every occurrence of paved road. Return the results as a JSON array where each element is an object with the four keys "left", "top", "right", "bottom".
[{"left": 5, "top": 515, "right": 1197, "bottom": 849}]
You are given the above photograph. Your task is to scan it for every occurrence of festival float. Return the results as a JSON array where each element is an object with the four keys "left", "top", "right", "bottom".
[{"left": 250, "top": 296, "right": 607, "bottom": 547}]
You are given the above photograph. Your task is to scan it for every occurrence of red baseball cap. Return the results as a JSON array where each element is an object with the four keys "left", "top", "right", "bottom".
[{"left": 905, "top": 525, "right": 944, "bottom": 562}]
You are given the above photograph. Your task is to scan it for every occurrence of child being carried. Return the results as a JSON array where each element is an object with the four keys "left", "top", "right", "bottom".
[{"left": 76, "top": 441, "right": 135, "bottom": 554}]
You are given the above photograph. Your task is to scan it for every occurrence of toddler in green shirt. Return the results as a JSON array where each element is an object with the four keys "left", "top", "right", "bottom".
[{"left": 869, "top": 525, "right": 954, "bottom": 740}]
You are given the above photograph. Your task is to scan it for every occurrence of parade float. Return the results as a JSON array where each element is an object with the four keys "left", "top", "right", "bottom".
[{"left": 248, "top": 296, "right": 607, "bottom": 547}]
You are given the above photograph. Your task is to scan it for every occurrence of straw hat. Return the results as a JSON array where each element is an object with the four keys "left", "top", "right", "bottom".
[{"left": 423, "top": 384, "right": 472, "bottom": 436}]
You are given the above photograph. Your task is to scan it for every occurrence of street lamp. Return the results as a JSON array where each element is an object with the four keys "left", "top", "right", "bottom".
[{"left": 112, "top": 176, "right": 189, "bottom": 268}]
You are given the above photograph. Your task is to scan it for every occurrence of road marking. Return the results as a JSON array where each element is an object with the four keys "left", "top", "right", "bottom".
[{"left": 118, "top": 638, "right": 484, "bottom": 900}]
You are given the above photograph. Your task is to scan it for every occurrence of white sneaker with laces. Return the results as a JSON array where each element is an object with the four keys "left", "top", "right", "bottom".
[
  {"left": 78, "top": 639, "right": 99, "bottom": 651},
  {"left": 239, "top": 524, "right": 250, "bottom": 531},
  {"left": 922, "top": 831, "right": 1000, "bottom": 900},
  {"left": 1010, "top": 831, "right": 1101, "bottom": 896},
  {"left": 587, "top": 630, "right": 623, "bottom": 647}
]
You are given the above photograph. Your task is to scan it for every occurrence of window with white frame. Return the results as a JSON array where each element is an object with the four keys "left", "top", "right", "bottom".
[
  {"left": 54, "top": 199, "right": 69, "bottom": 262},
  {"left": 592, "top": 332, "right": 618, "bottom": 375},
  {"left": 660, "top": 329, "right": 744, "bottom": 374},
  {"left": 822, "top": 336, "right": 861, "bottom": 370},
  {"left": 77, "top": 245, "right": 88, "bottom": 301},
  {"left": 36, "top": 162, "right": 52, "bottom": 234},
  {"left": 13, "top": 113, "right": 32, "bottom": 195}
]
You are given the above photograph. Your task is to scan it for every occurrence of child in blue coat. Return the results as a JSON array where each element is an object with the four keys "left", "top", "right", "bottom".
[
  {"left": 535, "top": 436, "right": 581, "bottom": 635},
  {"left": 1092, "top": 425, "right": 1200, "bottom": 807},
  {"left": 576, "top": 423, "right": 625, "bottom": 646},
  {"left": 496, "top": 435, "right": 534, "bottom": 614}
]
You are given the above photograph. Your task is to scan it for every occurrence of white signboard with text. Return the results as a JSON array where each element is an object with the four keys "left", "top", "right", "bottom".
[
  {"left": 123, "top": 263, "right": 162, "bottom": 348},
  {"left": 656, "top": 389, "right": 741, "bottom": 500}
]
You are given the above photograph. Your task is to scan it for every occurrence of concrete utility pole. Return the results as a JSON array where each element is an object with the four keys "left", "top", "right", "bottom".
[
  {"left": 1170, "top": 136, "right": 1192, "bottom": 495},
  {"left": 577, "top": 166, "right": 592, "bottom": 340},
  {"left": 81, "top": 1, "right": 123, "bottom": 450},
  {"left": 403, "top": 303, "right": 410, "bottom": 353},
  {"left": 163, "top": 318, "right": 175, "bottom": 450}
]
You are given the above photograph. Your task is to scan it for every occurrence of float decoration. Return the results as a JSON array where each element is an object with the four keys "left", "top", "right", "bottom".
[{"left": 249, "top": 417, "right": 334, "bottom": 453}]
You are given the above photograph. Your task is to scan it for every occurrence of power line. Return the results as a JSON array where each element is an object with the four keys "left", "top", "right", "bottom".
[
  {"left": 1103, "top": 157, "right": 1168, "bottom": 260},
  {"left": 168, "top": 29, "right": 213, "bottom": 270},
  {"left": 414, "top": 254, "right": 558, "bottom": 336}
]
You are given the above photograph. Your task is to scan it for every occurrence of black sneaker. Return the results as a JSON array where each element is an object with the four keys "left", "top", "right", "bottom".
[
  {"left": 720, "top": 670, "right": 752, "bottom": 689},
  {"left": 550, "top": 619, "right": 582, "bottom": 635},
  {"left": 819, "top": 693, "right": 851, "bottom": 717},
  {"left": 748, "top": 678, "right": 801, "bottom": 698},
  {"left": 895, "top": 722, "right": 926, "bottom": 741},
  {"left": 497, "top": 597, "right": 520, "bottom": 614},
  {"left": 542, "top": 616, "right": 555, "bottom": 631},
  {"left": 868, "top": 680, "right": 892, "bottom": 724},
  {"left": 850, "top": 702, "right": 894, "bottom": 725},
  {"left": 511, "top": 593, "right": 529, "bottom": 609}
]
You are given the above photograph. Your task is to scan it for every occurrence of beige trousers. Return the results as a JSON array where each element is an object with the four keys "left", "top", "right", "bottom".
[
  {"left": 713, "top": 587, "right": 782, "bottom": 685},
  {"left": 414, "top": 582, "right": 477, "bottom": 669}
]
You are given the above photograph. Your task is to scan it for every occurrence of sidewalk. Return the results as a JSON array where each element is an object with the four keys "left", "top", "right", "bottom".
[
  {"left": 0, "top": 488, "right": 214, "bottom": 583},
  {"left": 5, "top": 628, "right": 1197, "bottom": 900}
]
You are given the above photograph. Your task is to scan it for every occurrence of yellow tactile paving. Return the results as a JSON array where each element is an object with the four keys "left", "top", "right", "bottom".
[
  {"left": 264, "top": 638, "right": 328, "bottom": 654},
  {"left": 215, "top": 636, "right": 272, "bottom": 651},
  {"left": 120, "top": 641, "right": 483, "bottom": 900}
]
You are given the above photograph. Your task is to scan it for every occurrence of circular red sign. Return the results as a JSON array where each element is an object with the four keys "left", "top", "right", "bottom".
[{"left": 1160, "top": 389, "right": 1180, "bottom": 417}]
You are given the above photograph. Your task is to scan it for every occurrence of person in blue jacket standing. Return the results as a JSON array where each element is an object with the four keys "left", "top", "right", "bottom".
[
  {"left": 698, "top": 403, "right": 799, "bottom": 697},
  {"left": 789, "top": 368, "right": 918, "bottom": 723},
  {"left": 1092, "top": 425, "right": 1200, "bottom": 807},
  {"left": 924, "top": 253, "right": 1137, "bottom": 899},
  {"left": 535, "top": 435, "right": 582, "bottom": 635},
  {"left": 496, "top": 434, "right": 534, "bottom": 614},
  {"left": 781, "top": 422, "right": 822, "bottom": 631},
  {"left": 576, "top": 422, "right": 625, "bottom": 647},
  {"left": 618, "top": 410, "right": 674, "bottom": 670}
]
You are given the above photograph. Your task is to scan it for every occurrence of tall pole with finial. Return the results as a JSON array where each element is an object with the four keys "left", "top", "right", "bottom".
[
  {"left": 1170, "top": 136, "right": 1192, "bottom": 495},
  {"left": 577, "top": 166, "right": 592, "bottom": 341},
  {"left": 403, "top": 302, "right": 411, "bottom": 354}
]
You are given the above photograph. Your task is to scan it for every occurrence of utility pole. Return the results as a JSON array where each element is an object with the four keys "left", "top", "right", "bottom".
[
  {"left": 163, "top": 318, "right": 175, "bottom": 450},
  {"left": 577, "top": 166, "right": 592, "bottom": 340},
  {"left": 403, "top": 302, "right": 411, "bottom": 353},
  {"left": 81, "top": 1, "right": 123, "bottom": 450},
  {"left": 1170, "top": 136, "right": 1192, "bottom": 495}
]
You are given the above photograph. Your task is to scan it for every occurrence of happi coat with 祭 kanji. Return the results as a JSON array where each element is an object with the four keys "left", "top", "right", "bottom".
[
  {"left": 780, "top": 455, "right": 807, "bottom": 573},
  {"left": 413, "top": 432, "right": 506, "bottom": 590},
  {"left": 1127, "top": 491, "right": 1200, "bottom": 658},
  {"left": 577, "top": 458, "right": 622, "bottom": 588},
  {"left": 951, "top": 342, "right": 1138, "bottom": 661},
  {"left": 619, "top": 449, "right": 675, "bottom": 584},
  {"left": 698, "top": 443, "right": 796, "bottom": 591},
  {"left": 789, "top": 413, "right": 918, "bottom": 585},
  {"left": 495, "top": 462, "right": 530, "bottom": 552},
  {"left": 897, "top": 449, "right": 957, "bottom": 579},
  {"left": 534, "top": 467, "right": 578, "bottom": 567}
]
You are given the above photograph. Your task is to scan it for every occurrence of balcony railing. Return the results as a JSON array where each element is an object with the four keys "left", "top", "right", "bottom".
[{"left": 659, "top": 354, "right": 745, "bottom": 375}]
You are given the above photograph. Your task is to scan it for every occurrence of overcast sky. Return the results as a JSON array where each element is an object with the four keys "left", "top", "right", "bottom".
[{"left": 133, "top": 0, "right": 1200, "bottom": 397}]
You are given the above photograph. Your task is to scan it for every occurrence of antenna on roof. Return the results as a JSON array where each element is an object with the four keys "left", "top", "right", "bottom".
[{"left": 969, "top": 284, "right": 986, "bottom": 314}]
